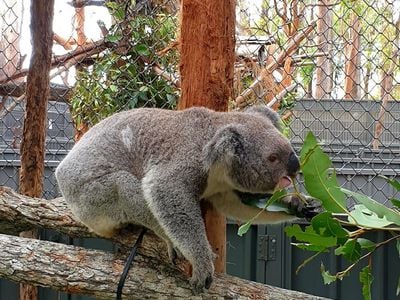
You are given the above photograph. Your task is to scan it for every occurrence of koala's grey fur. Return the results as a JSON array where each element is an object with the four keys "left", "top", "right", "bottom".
[{"left": 55, "top": 106, "right": 300, "bottom": 292}]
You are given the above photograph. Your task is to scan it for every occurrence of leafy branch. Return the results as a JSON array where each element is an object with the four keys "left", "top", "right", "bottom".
[{"left": 238, "top": 131, "right": 400, "bottom": 300}]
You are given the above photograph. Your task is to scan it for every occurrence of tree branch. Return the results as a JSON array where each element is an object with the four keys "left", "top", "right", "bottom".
[
  {"left": 0, "top": 82, "right": 70, "bottom": 101},
  {"left": 0, "top": 40, "right": 109, "bottom": 85},
  {"left": 235, "top": 21, "right": 316, "bottom": 108},
  {"left": 0, "top": 186, "right": 328, "bottom": 299}
]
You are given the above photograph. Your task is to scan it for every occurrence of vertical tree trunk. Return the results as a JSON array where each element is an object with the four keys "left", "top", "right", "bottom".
[
  {"left": 313, "top": 0, "right": 333, "bottom": 99},
  {"left": 372, "top": 18, "right": 400, "bottom": 149},
  {"left": 18, "top": 1, "right": 54, "bottom": 299},
  {"left": 344, "top": 14, "right": 361, "bottom": 100},
  {"left": 179, "top": 0, "right": 235, "bottom": 273},
  {"left": 372, "top": 72, "right": 393, "bottom": 150}
]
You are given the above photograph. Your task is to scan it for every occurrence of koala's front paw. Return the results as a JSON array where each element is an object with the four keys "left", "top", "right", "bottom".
[
  {"left": 288, "top": 195, "right": 323, "bottom": 220},
  {"left": 190, "top": 260, "right": 214, "bottom": 294},
  {"left": 167, "top": 243, "right": 183, "bottom": 265}
]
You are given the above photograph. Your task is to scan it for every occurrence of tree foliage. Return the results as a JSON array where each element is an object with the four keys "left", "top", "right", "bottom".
[
  {"left": 239, "top": 132, "right": 400, "bottom": 299},
  {"left": 70, "top": 2, "right": 179, "bottom": 127}
]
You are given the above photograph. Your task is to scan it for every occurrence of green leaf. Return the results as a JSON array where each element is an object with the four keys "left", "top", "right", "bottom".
[
  {"left": 397, "top": 239, "right": 400, "bottom": 258},
  {"left": 334, "top": 239, "right": 361, "bottom": 262},
  {"left": 285, "top": 224, "right": 337, "bottom": 247},
  {"left": 343, "top": 189, "right": 400, "bottom": 226},
  {"left": 397, "top": 277, "right": 400, "bottom": 296},
  {"left": 348, "top": 204, "right": 394, "bottom": 228},
  {"left": 292, "top": 243, "right": 329, "bottom": 252},
  {"left": 381, "top": 175, "right": 400, "bottom": 191},
  {"left": 320, "top": 263, "right": 337, "bottom": 284},
  {"left": 109, "top": 85, "right": 118, "bottom": 92},
  {"left": 135, "top": 44, "right": 151, "bottom": 56},
  {"left": 265, "top": 202, "right": 290, "bottom": 213},
  {"left": 311, "top": 212, "right": 349, "bottom": 243},
  {"left": 357, "top": 238, "right": 376, "bottom": 252},
  {"left": 105, "top": 33, "right": 122, "bottom": 43},
  {"left": 300, "top": 132, "right": 346, "bottom": 213},
  {"left": 265, "top": 189, "right": 288, "bottom": 207},
  {"left": 391, "top": 198, "right": 400, "bottom": 209},
  {"left": 360, "top": 266, "right": 373, "bottom": 300},
  {"left": 237, "top": 222, "right": 251, "bottom": 237}
]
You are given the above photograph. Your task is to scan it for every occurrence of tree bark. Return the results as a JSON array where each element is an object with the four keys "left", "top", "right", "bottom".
[
  {"left": 0, "top": 187, "right": 328, "bottom": 300},
  {"left": 235, "top": 21, "right": 316, "bottom": 108},
  {"left": 313, "top": 0, "right": 333, "bottom": 99},
  {"left": 372, "top": 16, "right": 400, "bottom": 149},
  {"left": 179, "top": 0, "right": 236, "bottom": 273},
  {"left": 18, "top": 1, "right": 55, "bottom": 299},
  {"left": 344, "top": 14, "right": 361, "bottom": 100}
]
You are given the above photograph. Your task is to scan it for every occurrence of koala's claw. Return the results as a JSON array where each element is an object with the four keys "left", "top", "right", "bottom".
[
  {"left": 190, "top": 273, "right": 213, "bottom": 294},
  {"left": 205, "top": 275, "right": 213, "bottom": 289},
  {"left": 167, "top": 244, "right": 183, "bottom": 265},
  {"left": 288, "top": 195, "right": 323, "bottom": 220}
]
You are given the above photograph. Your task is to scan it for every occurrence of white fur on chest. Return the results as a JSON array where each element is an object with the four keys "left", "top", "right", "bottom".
[{"left": 201, "top": 165, "right": 235, "bottom": 199}]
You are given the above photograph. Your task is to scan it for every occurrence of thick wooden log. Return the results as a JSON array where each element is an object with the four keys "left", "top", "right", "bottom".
[
  {"left": 0, "top": 186, "right": 330, "bottom": 299},
  {"left": 0, "top": 186, "right": 166, "bottom": 257}
]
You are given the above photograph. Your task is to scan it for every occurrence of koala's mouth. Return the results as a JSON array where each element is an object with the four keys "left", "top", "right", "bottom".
[{"left": 277, "top": 176, "right": 293, "bottom": 189}]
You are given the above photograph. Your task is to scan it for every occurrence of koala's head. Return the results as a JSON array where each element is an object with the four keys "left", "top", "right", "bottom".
[{"left": 204, "top": 106, "right": 299, "bottom": 193}]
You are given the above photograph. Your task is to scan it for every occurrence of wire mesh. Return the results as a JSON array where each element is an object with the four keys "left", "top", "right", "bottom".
[{"left": 0, "top": 0, "right": 399, "bottom": 209}]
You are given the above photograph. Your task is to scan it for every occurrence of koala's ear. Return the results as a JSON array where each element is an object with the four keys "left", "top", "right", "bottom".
[
  {"left": 244, "top": 105, "right": 282, "bottom": 131},
  {"left": 203, "top": 125, "right": 245, "bottom": 168}
]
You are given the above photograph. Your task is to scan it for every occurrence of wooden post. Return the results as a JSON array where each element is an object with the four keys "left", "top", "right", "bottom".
[
  {"left": 179, "top": 0, "right": 236, "bottom": 273},
  {"left": 19, "top": 1, "right": 54, "bottom": 300}
]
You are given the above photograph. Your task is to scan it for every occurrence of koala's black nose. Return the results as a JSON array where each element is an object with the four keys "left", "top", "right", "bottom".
[{"left": 288, "top": 151, "right": 300, "bottom": 176}]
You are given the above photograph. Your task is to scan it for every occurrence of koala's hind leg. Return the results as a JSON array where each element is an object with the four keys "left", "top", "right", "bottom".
[
  {"left": 69, "top": 171, "right": 146, "bottom": 238},
  {"left": 142, "top": 171, "right": 215, "bottom": 293}
]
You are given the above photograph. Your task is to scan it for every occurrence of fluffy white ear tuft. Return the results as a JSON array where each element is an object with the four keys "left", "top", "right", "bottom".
[{"left": 244, "top": 105, "right": 282, "bottom": 131}]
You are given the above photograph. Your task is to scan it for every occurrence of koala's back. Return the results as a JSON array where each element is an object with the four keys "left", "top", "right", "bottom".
[{"left": 55, "top": 107, "right": 233, "bottom": 235}]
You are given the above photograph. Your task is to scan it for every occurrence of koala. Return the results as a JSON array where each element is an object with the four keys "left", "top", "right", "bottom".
[{"left": 55, "top": 105, "right": 303, "bottom": 292}]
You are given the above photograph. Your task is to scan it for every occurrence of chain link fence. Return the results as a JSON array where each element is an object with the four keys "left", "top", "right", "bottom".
[
  {"left": 0, "top": 0, "right": 399, "bottom": 213},
  {"left": 0, "top": 0, "right": 399, "bottom": 299}
]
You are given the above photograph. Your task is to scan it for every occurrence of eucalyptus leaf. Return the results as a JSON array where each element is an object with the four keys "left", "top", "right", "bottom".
[
  {"left": 334, "top": 239, "right": 361, "bottom": 262},
  {"left": 285, "top": 224, "right": 337, "bottom": 247},
  {"left": 311, "top": 212, "right": 349, "bottom": 242},
  {"left": 136, "top": 44, "right": 151, "bottom": 56},
  {"left": 348, "top": 204, "right": 394, "bottom": 228},
  {"left": 320, "top": 263, "right": 337, "bottom": 284},
  {"left": 237, "top": 222, "right": 251, "bottom": 237},
  {"left": 105, "top": 33, "right": 122, "bottom": 43},
  {"left": 391, "top": 198, "right": 400, "bottom": 209},
  {"left": 380, "top": 175, "right": 400, "bottom": 191},
  {"left": 397, "top": 277, "right": 400, "bottom": 296},
  {"left": 300, "top": 132, "right": 346, "bottom": 213},
  {"left": 357, "top": 238, "right": 376, "bottom": 252},
  {"left": 292, "top": 243, "right": 329, "bottom": 252},
  {"left": 360, "top": 266, "right": 373, "bottom": 300},
  {"left": 343, "top": 189, "right": 400, "bottom": 226},
  {"left": 266, "top": 202, "right": 290, "bottom": 213}
]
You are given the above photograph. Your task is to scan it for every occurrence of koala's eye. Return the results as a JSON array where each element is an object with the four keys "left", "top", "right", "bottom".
[{"left": 268, "top": 154, "right": 278, "bottom": 163}]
